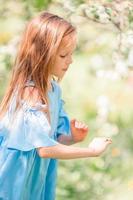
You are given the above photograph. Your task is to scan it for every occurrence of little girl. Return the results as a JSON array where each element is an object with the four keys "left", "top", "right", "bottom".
[{"left": 0, "top": 12, "right": 112, "bottom": 200}]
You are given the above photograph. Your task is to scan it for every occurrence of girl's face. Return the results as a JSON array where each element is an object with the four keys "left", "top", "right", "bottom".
[{"left": 51, "top": 33, "right": 77, "bottom": 79}]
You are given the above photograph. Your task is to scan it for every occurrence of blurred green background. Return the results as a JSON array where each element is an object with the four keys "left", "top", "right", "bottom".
[{"left": 0, "top": 0, "right": 133, "bottom": 199}]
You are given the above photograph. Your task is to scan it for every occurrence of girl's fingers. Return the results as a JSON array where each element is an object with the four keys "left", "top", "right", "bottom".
[
  {"left": 78, "top": 123, "right": 84, "bottom": 129},
  {"left": 84, "top": 125, "right": 89, "bottom": 129},
  {"left": 75, "top": 121, "right": 81, "bottom": 128},
  {"left": 71, "top": 119, "right": 76, "bottom": 125},
  {"left": 105, "top": 139, "right": 112, "bottom": 147},
  {"left": 71, "top": 119, "right": 89, "bottom": 132},
  {"left": 76, "top": 124, "right": 88, "bottom": 131},
  {"left": 75, "top": 121, "right": 88, "bottom": 128},
  {"left": 82, "top": 126, "right": 88, "bottom": 131},
  {"left": 105, "top": 138, "right": 112, "bottom": 143}
]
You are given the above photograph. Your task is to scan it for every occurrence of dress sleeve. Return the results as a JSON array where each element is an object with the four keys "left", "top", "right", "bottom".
[
  {"left": 56, "top": 87, "right": 71, "bottom": 138},
  {"left": 6, "top": 101, "right": 59, "bottom": 151}
]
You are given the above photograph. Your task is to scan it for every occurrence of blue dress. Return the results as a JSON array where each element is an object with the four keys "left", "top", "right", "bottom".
[{"left": 0, "top": 80, "right": 71, "bottom": 200}]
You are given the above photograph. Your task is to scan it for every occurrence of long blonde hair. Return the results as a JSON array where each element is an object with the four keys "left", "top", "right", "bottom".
[{"left": 0, "top": 12, "right": 76, "bottom": 119}]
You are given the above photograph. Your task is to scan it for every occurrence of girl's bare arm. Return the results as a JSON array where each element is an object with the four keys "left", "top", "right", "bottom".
[
  {"left": 37, "top": 143, "right": 95, "bottom": 159},
  {"left": 37, "top": 138, "right": 112, "bottom": 159}
]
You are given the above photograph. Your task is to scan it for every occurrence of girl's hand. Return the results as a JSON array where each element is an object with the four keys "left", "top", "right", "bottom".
[
  {"left": 88, "top": 137, "right": 112, "bottom": 157},
  {"left": 70, "top": 119, "right": 89, "bottom": 143}
]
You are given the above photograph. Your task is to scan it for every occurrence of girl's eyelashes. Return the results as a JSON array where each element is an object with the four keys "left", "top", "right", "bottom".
[
  {"left": 60, "top": 53, "right": 73, "bottom": 58},
  {"left": 60, "top": 55, "right": 67, "bottom": 58}
]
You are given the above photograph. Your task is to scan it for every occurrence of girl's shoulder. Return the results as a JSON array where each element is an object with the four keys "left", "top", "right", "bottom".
[
  {"left": 25, "top": 79, "right": 61, "bottom": 94},
  {"left": 9, "top": 79, "right": 61, "bottom": 110}
]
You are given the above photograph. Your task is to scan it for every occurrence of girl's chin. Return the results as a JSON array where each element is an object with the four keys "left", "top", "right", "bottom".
[
  {"left": 54, "top": 72, "right": 66, "bottom": 79},
  {"left": 50, "top": 74, "right": 65, "bottom": 80}
]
